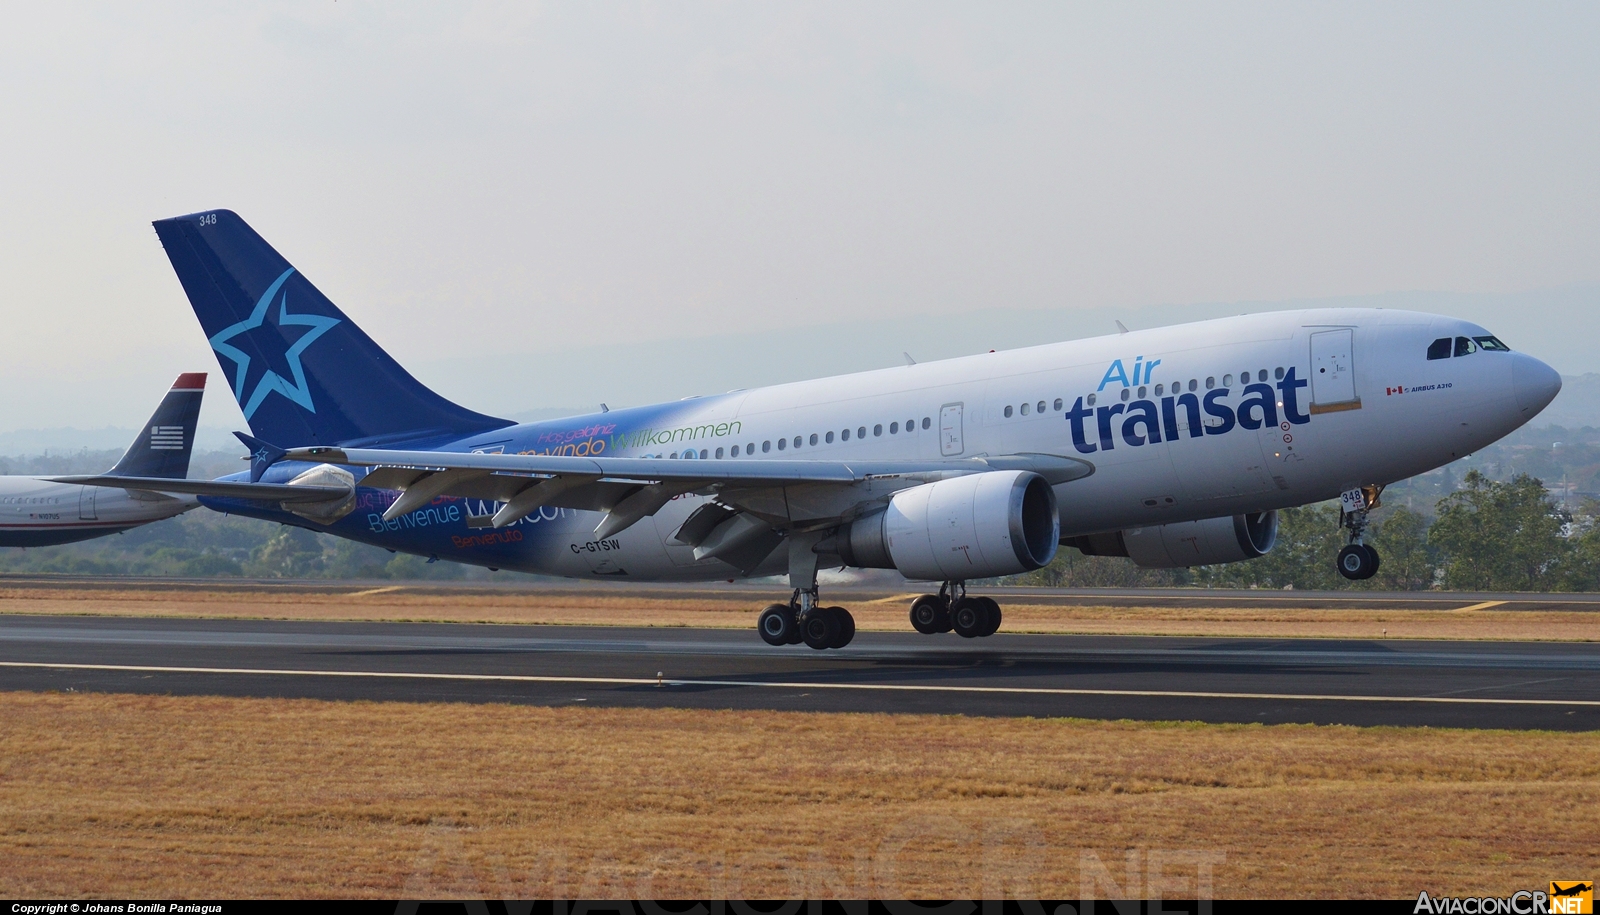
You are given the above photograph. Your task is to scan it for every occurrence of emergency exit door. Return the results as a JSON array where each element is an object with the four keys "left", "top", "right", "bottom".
[
  {"left": 78, "top": 485, "right": 97, "bottom": 520},
  {"left": 939, "top": 403, "right": 964, "bottom": 456},
  {"left": 1310, "top": 329, "right": 1357, "bottom": 407}
]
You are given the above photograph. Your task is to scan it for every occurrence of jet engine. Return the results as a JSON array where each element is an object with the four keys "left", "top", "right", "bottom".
[
  {"left": 1065, "top": 511, "right": 1278, "bottom": 569},
  {"left": 838, "top": 470, "right": 1059, "bottom": 581}
]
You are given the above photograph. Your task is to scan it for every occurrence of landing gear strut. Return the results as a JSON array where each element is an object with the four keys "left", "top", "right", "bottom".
[
  {"left": 1336, "top": 485, "right": 1384, "bottom": 581},
  {"left": 909, "top": 582, "right": 1002, "bottom": 638}
]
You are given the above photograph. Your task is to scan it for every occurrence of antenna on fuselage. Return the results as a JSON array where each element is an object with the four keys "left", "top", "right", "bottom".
[
  {"left": 902, "top": 352, "right": 917, "bottom": 366},
  {"left": 1115, "top": 320, "right": 1130, "bottom": 334}
]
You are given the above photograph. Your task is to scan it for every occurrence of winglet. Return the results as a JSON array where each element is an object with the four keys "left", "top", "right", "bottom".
[{"left": 235, "top": 431, "right": 287, "bottom": 483}]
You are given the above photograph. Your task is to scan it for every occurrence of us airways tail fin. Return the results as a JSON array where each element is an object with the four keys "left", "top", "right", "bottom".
[
  {"left": 152, "top": 210, "right": 513, "bottom": 448},
  {"left": 107, "top": 373, "right": 206, "bottom": 479}
]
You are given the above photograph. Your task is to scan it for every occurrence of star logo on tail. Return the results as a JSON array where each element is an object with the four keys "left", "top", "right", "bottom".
[{"left": 208, "top": 268, "right": 341, "bottom": 420}]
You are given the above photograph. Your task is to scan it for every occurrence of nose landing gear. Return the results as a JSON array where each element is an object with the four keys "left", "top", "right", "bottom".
[
  {"left": 909, "top": 582, "right": 1003, "bottom": 637},
  {"left": 1336, "top": 485, "right": 1384, "bottom": 581}
]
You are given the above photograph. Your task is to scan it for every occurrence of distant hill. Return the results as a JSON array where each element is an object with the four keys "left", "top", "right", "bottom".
[{"left": 1536, "top": 375, "right": 1600, "bottom": 430}]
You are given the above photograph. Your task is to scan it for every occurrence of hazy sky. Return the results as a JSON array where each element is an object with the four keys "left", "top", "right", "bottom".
[{"left": 1, "top": 2, "right": 1596, "bottom": 437}]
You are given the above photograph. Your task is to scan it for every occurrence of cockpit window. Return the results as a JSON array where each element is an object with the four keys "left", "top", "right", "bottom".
[
  {"left": 1473, "top": 335, "right": 1511, "bottom": 352},
  {"left": 1454, "top": 336, "right": 1477, "bottom": 357},
  {"left": 1427, "top": 338, "right": 1452, "bottom": 360}
]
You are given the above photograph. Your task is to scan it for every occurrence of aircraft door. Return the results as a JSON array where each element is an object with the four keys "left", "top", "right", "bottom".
[
  {"left": 78, "top": 486, "right": 97, "bottom": 520},
  {"left": 939, "top": 403, "right": 964, "bottom": 456},
  {"left": 1310, "top": 330, "right": 1357, "bottom": 407}
]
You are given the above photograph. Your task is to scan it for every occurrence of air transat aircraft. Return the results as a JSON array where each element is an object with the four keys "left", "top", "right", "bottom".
[
  {"left": 67, "top": 210, "right": 1562, "bottom": 649},
  {"left": 5, "top": 374, "right": 207, "bottom": 546}
]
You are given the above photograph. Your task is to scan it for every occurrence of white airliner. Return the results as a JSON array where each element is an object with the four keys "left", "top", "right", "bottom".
[
  {"left": 5, "top": 374, "right": 206, "bottom": 546},
  {"left": 66, "top": 211, "right": 1562, "bottom": 650}
]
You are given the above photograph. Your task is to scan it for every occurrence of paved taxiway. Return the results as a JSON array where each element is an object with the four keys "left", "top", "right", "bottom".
[{"left": 2, "top": 614, "right": 1597, "bottom": 729}]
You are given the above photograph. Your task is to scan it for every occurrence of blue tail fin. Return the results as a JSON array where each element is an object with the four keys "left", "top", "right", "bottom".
[
  {"left": 152, "top": 210, "right": 513, "bottom": 448},
  {"left": 108, "top": 373, "right": 206, "bottom": 479}
]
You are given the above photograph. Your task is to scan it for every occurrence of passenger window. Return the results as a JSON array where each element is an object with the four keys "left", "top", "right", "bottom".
[
  {"left": 1427, "top": 338, "right": 1452, "bottom": 360},
  {"left": 1154, "top": 384, "right": 1163, "bottom": 396},
  {"left": 873, "top": 424, "right": 882, "bottom": 436},
  {"left": 1019, "top": 403, "right": 1029, "bottom": 416},
  {"left": 810, "top": 434, "right": 819, "bottom": 446},
  {"left": 1258, "top": 370, "right": 1268, "bottom": 382},
  {"left": 841, "top": 428, "right": 850, "bottom": 441},
  {"left": 746, "top": 443, "right": 755, "bottom": 455},
  {"left": 1037, "top": 401, "right": 1046, "bottom": 413},
  {"left": 715, "top": 447, "right": 725, "bottom": 459},
  {"left": 1455, "top": 336, "right": 1476, "bottom": 357},
  {"left": 1137, "top": 386, "right": 1146, "bottom": 399},
  {"left": 906, "top": 418, "right": 915, "bottom": 431},
  {"left": 1274, "top": 367, "right": 1284, "bottom": 380},
  {"left": 1223, "top": 374, "right": 1233, "bottom": 386},
  {"left": 777, "top": 438, "right": 786, "bottom": 451},
  {"left": 1119, "top": 388, "right": 1130, "bottom": 402},
  {"left": 825, "top": 432, "right": 834, "bottom": 443},
  {"left": 699, "top": 449, "right": 708, "bottom": 459},
  {"left": 1053, "top": 398, "right": 1063, "bottom": 411},
  {"left": 1474, "top": 335, "right": 1511, "bottom": 352},
  {"left": 1205, "top": 377, "right": 1214, "bottom": 389},
  {"left": 922, "top": 417, "right": 931, "bottom": 430},
  {"left": 1087, "top": 393, "right": 1097, "bottom": 406},
  {"left": 794, "top": 436, "right": 802, "bottom": 448},
  {"left": 1189, "top": 379, "right": 1197, "bottom": 392},
  {"left": 1004, "top": 405, "right": 1013, "bottom": 418},
  {"left": 762, "top": 441, "right": 771, "bottom": 452},
  {"left": 890, "top": 422, "right": 899, "bottom": 434},
  {"left": 857, "top": 426, "right": 866, "bottom": 439}
]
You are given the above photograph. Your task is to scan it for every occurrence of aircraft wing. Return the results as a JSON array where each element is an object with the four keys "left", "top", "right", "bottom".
[
  {"left": 280, "top": 445, "right": 1093, "bottom": 541},
  {"left": 51, "top": 475, "right": 352, "bottom": 504}
]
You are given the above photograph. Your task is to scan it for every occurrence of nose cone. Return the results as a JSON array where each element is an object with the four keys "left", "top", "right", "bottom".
[{"left": 1512, "top": 353, "right": 1562, "bottom": 418}]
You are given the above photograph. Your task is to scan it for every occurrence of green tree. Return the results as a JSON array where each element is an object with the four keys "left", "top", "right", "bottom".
[
  {"left": 1428, "top": 471, "right": 1568, "bottom": 591},
  {"left": 1367, "top": 506, "right": 1436, "bottom": 590},
  {"left": 245, "top": 526, "right": 325, "bottom": 578}
]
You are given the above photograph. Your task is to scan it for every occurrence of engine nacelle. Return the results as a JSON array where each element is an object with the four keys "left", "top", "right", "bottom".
[
  {"left": 1066, "top": 511, "right": 1277, "bottom": 569},
  {"left": 839, "top": 470, "right": 1060, "bottom": 581}
]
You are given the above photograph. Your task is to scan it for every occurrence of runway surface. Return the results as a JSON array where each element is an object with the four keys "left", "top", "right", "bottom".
[{"left": 2, "top": 614, "right": 1598, "bottom": 729}]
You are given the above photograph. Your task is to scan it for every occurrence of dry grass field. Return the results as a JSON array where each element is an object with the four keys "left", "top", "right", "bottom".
[
  {"left": 1, "top": 580, "right": 1597, "bottom": 641},
  {"left": 1, "top": 690, "right": 1597, "bottom": 898}
]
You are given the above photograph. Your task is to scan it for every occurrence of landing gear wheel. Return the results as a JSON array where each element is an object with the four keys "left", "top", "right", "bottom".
[
  {"left": 1362, "top": 544, "right": 1381, "bottom": 577},
  {"left": 975, "top": 597, "right": 1002, "bottom": 637},
  {"left": 758, "top": 603, "right": 797, "bottom": 646},
  {"left": 801, "top": 608, "right": 843, "bottom": 650},
  {"left": 910, "top": 595, "right": 947, "bottom": 635},
  {"left": 829, "top": 607, "right": 855, "bottom": 649},
  {"left": 1336, "top": 544, "right": 1378, "bottom": 581},
  {"left": 951, "top": 597, "right": 991, "bottom": 639}
]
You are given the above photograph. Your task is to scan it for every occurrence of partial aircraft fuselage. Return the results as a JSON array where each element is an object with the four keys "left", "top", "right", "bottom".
[{"left": 201, "top": 307, "right": 1559, "bottom": 579}]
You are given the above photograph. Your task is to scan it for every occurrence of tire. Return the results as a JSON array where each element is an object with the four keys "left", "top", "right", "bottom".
[
  {"left": 1361, "top": 544, "right": 1382, "bottom": 578},
  {"left": 1336, "top": 545, "right": 1377, "bottom": 581},
  {"left": 801, "top": 608, "right": 842, "bottom": 650},
  {"left": 830, "top": 607, "right": 856, "bottom": 649},
  {"left": 910, "top": 595, "right": 945, "bottom": 635},
  {"left": 758, "top": 603, "right": 796, "bottom": 646},
  {"left": 975, "top": 596, "right": 1002, "bottom": 637},
  {"left": 951, "top": 597, "right": 990, "bottom": 639}
]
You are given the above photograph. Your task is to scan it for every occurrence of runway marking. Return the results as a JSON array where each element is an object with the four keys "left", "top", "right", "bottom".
[
  {"left": 4, "top": 660, "right": 1599, "bottom": 707},
  {"left": 1453, "top": 601, "right": 1507, "bottom": 613}
]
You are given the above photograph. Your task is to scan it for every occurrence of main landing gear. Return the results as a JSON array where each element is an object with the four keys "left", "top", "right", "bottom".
[
  {"left": 757, "top": 591, "right": 856, "bottom": 650},
  {"left": 1336, "top": 485, "right": 1384, "bottom": 581},
  {"left": 909, "top": 582, "right": 1002, "bottom": 638}
]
